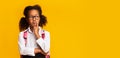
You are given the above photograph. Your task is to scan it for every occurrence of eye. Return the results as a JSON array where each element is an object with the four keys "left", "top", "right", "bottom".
[
  {"left": 28, "top": 16, "right": 34, "bottom": 19},
  {"left": 28, "top": 15, "right": 40, "bottom": 20},
  {"left": 35, "top": 16, "right": 40, "bottom": 19}
]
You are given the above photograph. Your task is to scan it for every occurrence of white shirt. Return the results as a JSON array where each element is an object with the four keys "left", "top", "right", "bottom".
[{"left": 18, "top": 27, "right": 50, "bottom": 56}]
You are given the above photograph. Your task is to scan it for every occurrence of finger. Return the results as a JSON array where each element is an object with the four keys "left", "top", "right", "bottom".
[
  {"left": 36, "top": 22, "right": 39, "bottom": 27},
  {"left": 35, "top": 23, "right": 37, "bottom": 27}
]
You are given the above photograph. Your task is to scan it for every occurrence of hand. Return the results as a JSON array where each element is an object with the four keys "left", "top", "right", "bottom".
[
  {"left": 34, "top": 48, "right": 48, "bottom": 55},
  {"left": 34, "top": 48, "right": 42, "bottom": 54},
  {"left": 33, "top": 24, "right": 40, "bottom": 39}
]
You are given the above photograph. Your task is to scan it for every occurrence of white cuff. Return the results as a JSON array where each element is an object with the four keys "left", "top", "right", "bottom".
[{"left": 36, "top": 38, "right": 45, "bottom": 51}]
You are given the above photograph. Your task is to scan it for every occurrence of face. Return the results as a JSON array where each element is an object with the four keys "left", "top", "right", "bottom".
[{"left": 27, "top": 9, "right": 40, "bottom": 27}]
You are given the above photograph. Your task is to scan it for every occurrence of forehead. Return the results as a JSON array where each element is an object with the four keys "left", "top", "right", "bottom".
[{"left": 28, "top": 9, "right": 39, "bottom": 16}]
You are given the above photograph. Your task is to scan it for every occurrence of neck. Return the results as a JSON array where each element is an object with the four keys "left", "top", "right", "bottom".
[
  {"left": 30, "top": 26, "right": 33, "bottom": 32},
  {"left": 29, "top": 26, "right": 40, "bottom": 32}
]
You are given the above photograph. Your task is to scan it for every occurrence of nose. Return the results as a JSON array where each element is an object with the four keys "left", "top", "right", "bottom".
[{"left": 33, "top": 18, "right": 36, "bottom": 21}]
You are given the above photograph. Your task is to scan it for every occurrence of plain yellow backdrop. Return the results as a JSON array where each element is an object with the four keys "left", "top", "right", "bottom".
[{"left": 0, "top": 0, "right": 120, "bottom": 58}]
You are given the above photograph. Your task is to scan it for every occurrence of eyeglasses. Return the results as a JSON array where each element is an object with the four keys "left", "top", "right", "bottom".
[{"left": 28, "top": 15, "right": 40, "bottom": 20}]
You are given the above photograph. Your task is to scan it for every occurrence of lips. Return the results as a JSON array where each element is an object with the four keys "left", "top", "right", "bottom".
[{"left": 33, "top": 22, "right": 37, "bottom": 26}]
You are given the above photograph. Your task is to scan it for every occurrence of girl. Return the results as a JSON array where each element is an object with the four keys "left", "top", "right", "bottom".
[{"left": 18, "top": 5, "right": 50, "bottom": 58}]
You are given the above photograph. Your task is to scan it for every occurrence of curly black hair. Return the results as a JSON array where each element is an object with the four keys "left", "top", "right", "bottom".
[{"left": 19, "top": 5, "right": 47, "bottom": 31}]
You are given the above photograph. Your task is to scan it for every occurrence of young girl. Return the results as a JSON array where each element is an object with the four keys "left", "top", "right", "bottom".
[{"left": 18, "top": 5, "right": 50, "bottom": 58}]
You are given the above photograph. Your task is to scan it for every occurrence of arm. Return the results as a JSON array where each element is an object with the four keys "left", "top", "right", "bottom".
[
  {"left": 18, "top": 32, "right": 35, "bottom": 56},
  {"left": 33, "top": 25, "right": 50, "bottom": 54},
  {"left": 36, "top": 31, "right": 50, "bottom": 53}
]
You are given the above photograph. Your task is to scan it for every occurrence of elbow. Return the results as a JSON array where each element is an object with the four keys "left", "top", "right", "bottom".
[
  {"left": 20, "top": 49, "right": 26, "bottom": 55},
  {"left": 44, "top": 48, "right": 50, "bottom": 54}
]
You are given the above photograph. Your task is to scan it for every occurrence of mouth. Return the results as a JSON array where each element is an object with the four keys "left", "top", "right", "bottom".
[{"left": 32, "top": 22, "right": 37, "bottom": 26}]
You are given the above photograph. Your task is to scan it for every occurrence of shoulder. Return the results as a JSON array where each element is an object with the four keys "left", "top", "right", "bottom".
[
  {"left": 43, "top": 29, "right": 50, "bottom": 35},
  {"left": 19, "top": 29, "right": 27, "bottom": 36}
]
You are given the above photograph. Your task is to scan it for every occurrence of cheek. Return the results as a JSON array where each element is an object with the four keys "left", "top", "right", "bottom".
[
  {"left": 28, "top": 20, "right": 33, "bottom": 25},
  {"left": 37, "top": 19, "right": 40, "bottom": 24}
]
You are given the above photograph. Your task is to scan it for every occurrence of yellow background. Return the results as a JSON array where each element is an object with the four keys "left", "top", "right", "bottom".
[{"left": 0, "top": 0, "right": 120, "bottom": 58}]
